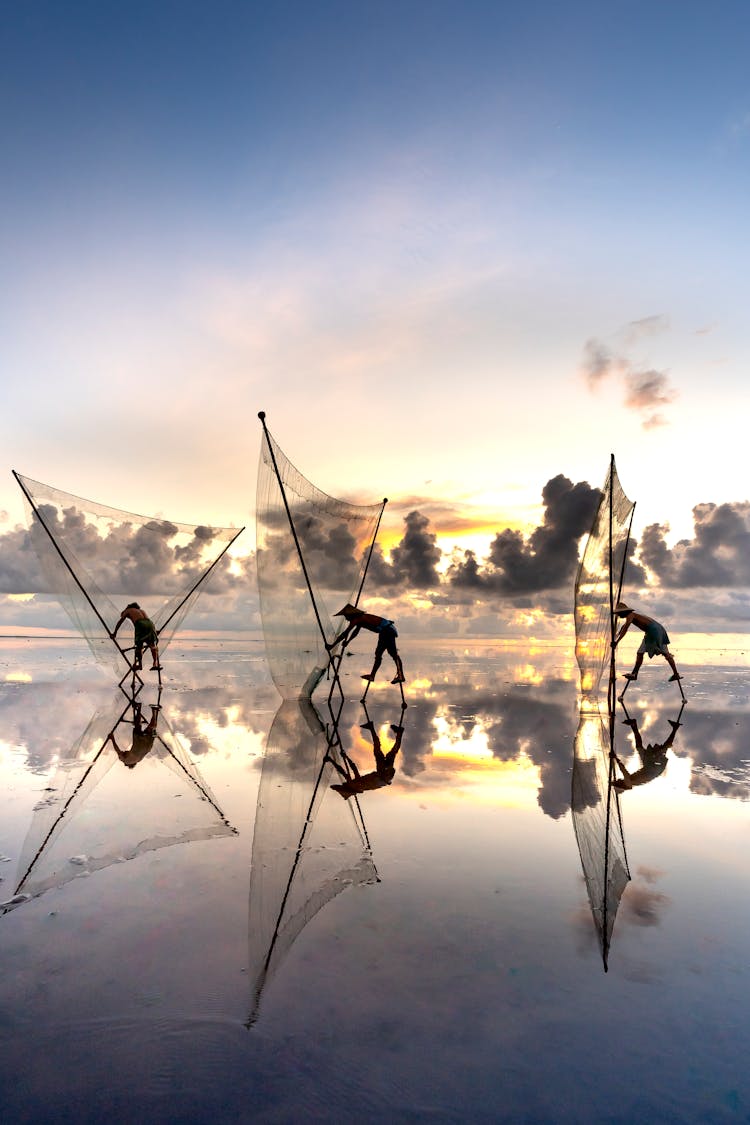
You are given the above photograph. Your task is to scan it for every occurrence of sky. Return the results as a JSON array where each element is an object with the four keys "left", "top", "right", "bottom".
[{"left": 2, "top": 1, "right": 750, "bottom": 638}]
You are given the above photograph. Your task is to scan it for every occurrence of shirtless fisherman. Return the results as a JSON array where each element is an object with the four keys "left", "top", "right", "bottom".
[
  {"left": 332, "top": 604, "right": 405, "bottom": 685},
  {"left": 112, "top": 603, "right": 161, "bottom": 671},
  {"left": 613, "top": 602, "right": 681, "bottom": 685}
]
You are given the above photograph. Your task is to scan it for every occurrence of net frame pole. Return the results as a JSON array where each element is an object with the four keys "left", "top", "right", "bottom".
[
  {"left": 156, "top": 525, "right": 246, "bottom": 636},
  {"left": 354, "top": 498, "right": 387, "bottom": 609},
  {"left": 12, "top": 469, "right": 136, "bottom": 676},
  {"left": 257, "top": 413, "right": 331, "bottom": 652}
]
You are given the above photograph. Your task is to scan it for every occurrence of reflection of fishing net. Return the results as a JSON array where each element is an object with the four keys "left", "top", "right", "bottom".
[
  {"left": 247, "top": 698, "right": 377, "bottom": 1024},
  {"left": 571, "top": 700, "right": 630, "bottom": 971},
  {"left": 256, "top": 421, "right": 385, "bottom": 698},
  {"left": 574, "top": 457, "right": 634, "bottom": 696},
  {"left": 4, "top": 694, "right": 234, "bottom": 912},
  {"left": 14, "top": 472, "right": 244, "bottom": 677}
]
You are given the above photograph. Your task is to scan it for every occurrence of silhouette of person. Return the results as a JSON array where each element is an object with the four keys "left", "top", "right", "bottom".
[
  {"left": 112, "top": 603, "right": 161, "bottom": 671},
  {"left": 614, "top": 601, "right": 681, "bottom": 686},
  {"left": 111, "top": 702, "right": 161, "bottom": 769},
  {"left": 332, "top": 604, "right": 405, "bottom": 685},
  {"left": 330, "top": 712, "right": 404, "bottom": 799},
  {"left": 613, "top": 702, "right": 683, "bottom": 791}
]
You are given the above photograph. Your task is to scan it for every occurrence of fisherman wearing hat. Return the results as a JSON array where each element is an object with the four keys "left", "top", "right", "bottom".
[
  {"left": 613, "top": 601, "right": 682, "bottom": 685},
  {"left": 330, "top": 603, "right": 406, "bottom": 685}
]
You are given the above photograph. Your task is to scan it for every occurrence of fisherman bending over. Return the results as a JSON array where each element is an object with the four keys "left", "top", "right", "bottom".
[
  {"left": 614, "top": 601, "right": 681, "bottom": 686},
  {"left": 332, "top": 603, "right": 405, "bottom": 685},
  {"left": 112, "top": 603, "right": 161, "bottom": 671}
]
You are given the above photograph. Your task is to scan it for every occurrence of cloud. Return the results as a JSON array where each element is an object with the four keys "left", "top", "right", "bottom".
[
  {"left": 448, "top": 474, "right": 601, "bottom": 597},
  {"left": 638, "top": 502, "right": 750, "bottom": 588},
  {"left": 368, "top": 510, "right": 443, "bottom": 591},
  {"left": 581, "top": 317, "right": 677, "bottom": 429},
  {"left": 581, "top": 338, "right": 617, "bottom": 389}
]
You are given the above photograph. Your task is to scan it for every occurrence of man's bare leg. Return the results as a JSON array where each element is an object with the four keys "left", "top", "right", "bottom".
[{"left": 623, "top": 653, "right": 644, "bottom": 681}]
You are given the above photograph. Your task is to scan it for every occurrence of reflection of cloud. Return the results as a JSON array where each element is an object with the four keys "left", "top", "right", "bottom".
[{"left": 621, "top": 882, "right": 670, "bottom": 927}]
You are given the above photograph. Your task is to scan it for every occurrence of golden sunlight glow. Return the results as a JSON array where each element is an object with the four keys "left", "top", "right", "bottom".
[
  {"left": 181, "top": 708, "right": 266, "bottom": 759},
  {"left": 432, "top": 714, "right": 492, "bottom": 760},
  {"left": 7, "top": 593, "right": 35, "bottom": 603},
  {"left": 512, "top": 664, "right": 544, "bottom": 685},
  {"left": 4, "top": 671, "right": 32, "bottom": 683}
]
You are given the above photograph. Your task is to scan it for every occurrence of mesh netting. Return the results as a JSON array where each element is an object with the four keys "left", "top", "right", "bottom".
[
  {"left": 571, "top": 700, "right": 630, "bottom": 970},
  {"left": 3, "top": 694, "right": 234, "bottom": 913},
  {"left": 256, "top": 423, "right": 385, "bottom": 698},
  {"left": 574, "top": 457, "right": 634, "bottom": 696},
  {"left": 14, "top": 472, "right": 244, "bottom": 676},
  {"left": 247, "top": 698, "right": 377, "bottom": 1024}
]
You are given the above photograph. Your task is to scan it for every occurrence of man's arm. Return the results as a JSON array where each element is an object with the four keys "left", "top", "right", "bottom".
[
  {"left": 111, "top": 611, "right": 125, "bottom": 639},
  {"left": 328, "top": 623, "right": 359, "bottom": 651},
  {"left": 614, "top": 613, "right": 633, "bottom": 645}
]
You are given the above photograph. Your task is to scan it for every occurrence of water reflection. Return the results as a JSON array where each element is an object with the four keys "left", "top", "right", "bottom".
[
  {"left": 614, "top": 699, "right": 686, "bottom": 792},
  {"left": 571, "top": 699, "right": 630, "bottom": 971},
  {"left": 572, "top": 692, "right": 690, "bottom": 971},
  {"left": 1, "top": 686, "right": 235, "bottom": 914},
  {"left": 247, "top": 693, "right": 380, "bottom": 1025},
  {"left": 330, "top": 702, "right": 406, "bottom": 800}
]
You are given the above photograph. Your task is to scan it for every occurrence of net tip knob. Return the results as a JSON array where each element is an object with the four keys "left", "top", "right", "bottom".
[{"left": 258, "top": 411, "right": 266, "bottom": 421}]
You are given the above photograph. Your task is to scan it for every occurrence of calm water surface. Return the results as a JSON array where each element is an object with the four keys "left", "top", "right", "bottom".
[{"left": 1, "top": 637, "right": 750, "bottom": 1123}]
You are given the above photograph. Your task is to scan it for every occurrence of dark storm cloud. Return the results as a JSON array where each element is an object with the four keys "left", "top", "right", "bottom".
[
  {"left": 639, "top": 502, "right": 750, "bottom": 587},
  {"left": 368, "top": 510, "right": 442, "bottom": 591},
  {"left": 448, "top": 475, "right": 601, "bottom": 597}
]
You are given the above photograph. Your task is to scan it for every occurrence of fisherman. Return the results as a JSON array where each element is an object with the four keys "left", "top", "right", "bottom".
[
  {"left": 613, "top": 704, "right": 683, "bottom": 792},
  {"left": 330, "top": 713, "right": 405, "bottom": 799},
  {"left": 112, "top": 602, "right": 161, "bottom": 671},
  {"left": 331, "top": 603, "right": 405, "bottom": 685},
  {"left": 112, "top": 701, "right": 161, "bottom": 769},
  {"left": 613, "top": 601, "right": 681, "bottom": 685}
]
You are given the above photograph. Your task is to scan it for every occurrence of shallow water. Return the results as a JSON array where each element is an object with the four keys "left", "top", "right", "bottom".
[{"left": 1, "top": 637, "right": 750, "bottom": 1123}]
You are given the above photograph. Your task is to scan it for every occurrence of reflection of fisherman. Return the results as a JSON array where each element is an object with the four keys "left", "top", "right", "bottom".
[
  {"left": 614, "top": 601, "right": 681, "bottom": 685},
  {"left": 330, "top": 715, "right": 404, "bottom": 799},
  {"left": 614, "top": 704, "right": 683, "bottom": 791},
  {"left": 332, "top": 604, "right": 405, "bottom": 685},
  {"left": 112, "top": 603, "right": 161, "bottom": 671},
  {"left": 112, "top": 702, "right": 161, "bottom": 769}
]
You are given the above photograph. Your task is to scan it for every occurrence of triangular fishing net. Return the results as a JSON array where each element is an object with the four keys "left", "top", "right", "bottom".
[
  {"left": 574, "top": 457, "right": 634, "bottom": 696},
  {"left": 247, "top": 698, "right": 378, "bottom": 1024},
  {"left": 571, "top": 700, "right": 630, "bottom": 971},
  {"left": 3, "top": 693, "right": 234, "bottom": 913},
  {"left": 13, "top": 471, "right": 244, "bottom": 677},
  {"left": 256, "top": 419, "right": 385, "bottom": 698}
]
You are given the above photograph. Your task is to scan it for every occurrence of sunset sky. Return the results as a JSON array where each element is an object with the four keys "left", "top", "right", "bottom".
[{"left": 2, "top": 2, "right": 750, "bottom": 638}]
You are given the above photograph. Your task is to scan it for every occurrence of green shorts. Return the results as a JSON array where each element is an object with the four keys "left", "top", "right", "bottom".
[{"left": 134, "top": 618, "right": 157, "bottom": 648}]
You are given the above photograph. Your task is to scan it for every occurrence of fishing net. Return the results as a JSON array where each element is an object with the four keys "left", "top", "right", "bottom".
[
  {"left": 247, "top": 698, "right": 378, "bottom": 1024},
  {"left": 256, "top": 420, "right": 385, "bottom": 698},
  {"left": 571, "top": 699, "right": 630, "bottom": 971},
  {"left": 574, "top": 457, "right": 634, "bottom": 696},
  {"left": 3, "top": 693, "right": 234, "bottom": 912},
  {"left": 13, "top": 472, "right": 244, "bottom": 677}
]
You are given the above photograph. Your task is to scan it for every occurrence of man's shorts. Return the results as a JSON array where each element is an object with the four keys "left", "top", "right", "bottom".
[
  {"left": 134, "top": 618, "right": 158, "bottom": 649},
  {"left": 638, "top": 621, "right": 670, "bottom": 659}
]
